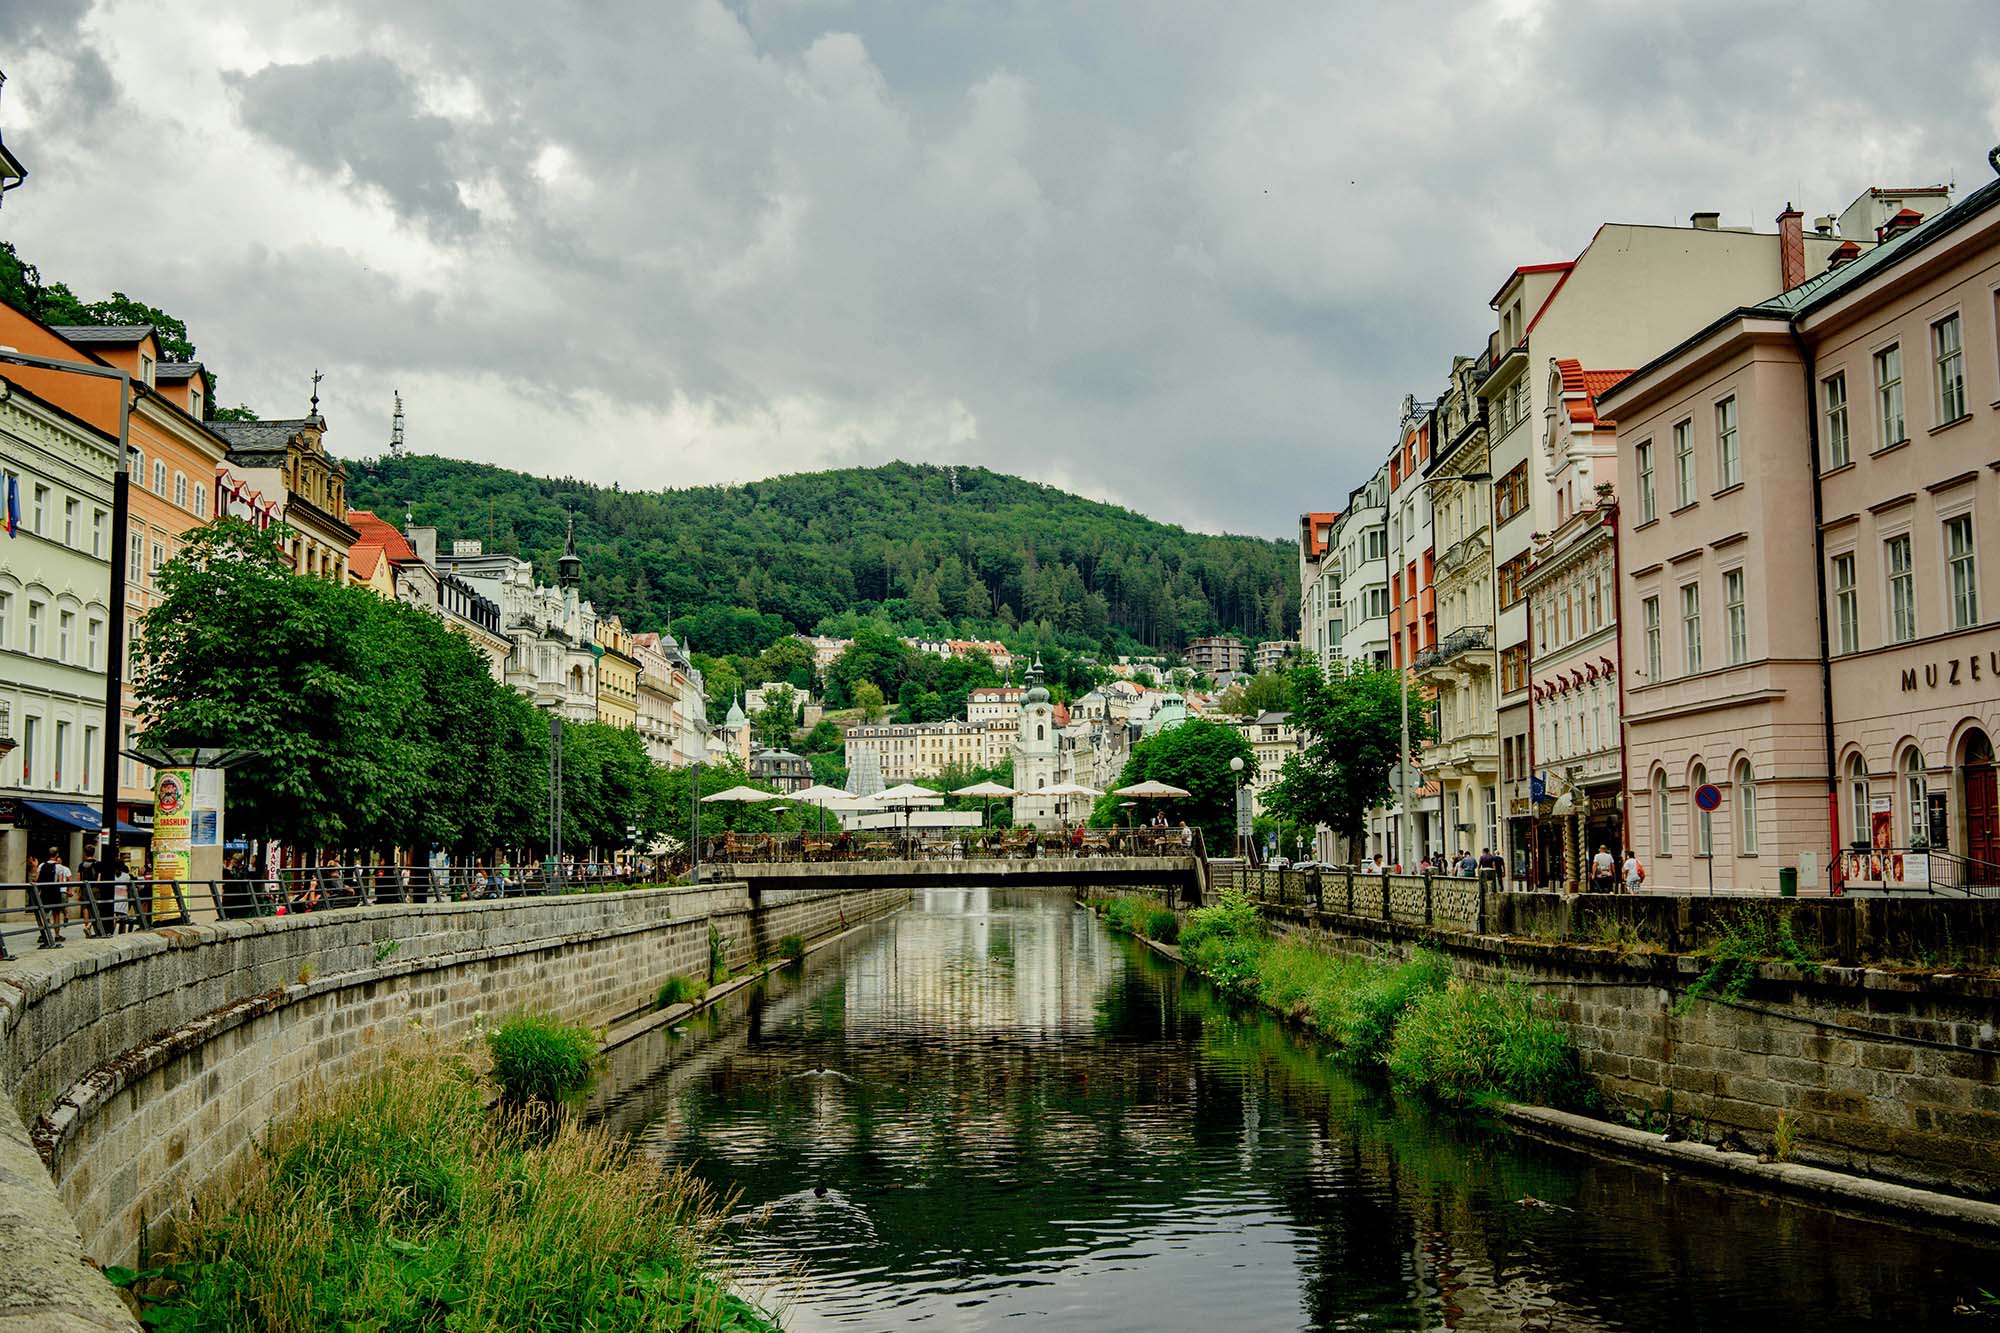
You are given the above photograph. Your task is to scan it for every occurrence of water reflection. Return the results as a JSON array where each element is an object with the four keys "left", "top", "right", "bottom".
[{"left": 595, "top": 888, "right": 1998, "bottom": 1331}]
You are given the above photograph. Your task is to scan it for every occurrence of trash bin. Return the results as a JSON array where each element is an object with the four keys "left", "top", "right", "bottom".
[{"left": 1778, "top": 866, "right": 1798, "bottom": 897}]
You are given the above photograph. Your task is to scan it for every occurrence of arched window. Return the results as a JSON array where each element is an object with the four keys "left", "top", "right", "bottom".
[
  {"left": 1691, "top": 763, "right": 1711, "bottom": 856},
  {"left": 1653, "top": 773, "right": 1671, "bottom": 856},
  {"left": 1735, "top": 759, "right": 1759, "bottom": 854},
  {"left": 1036, "top": 724, "right": 1045, "bottom": 741},
  {"left": 1846, "top": 754, "right": 1870, "bottom": 848},
  {"left": 1904, "top": 748, "right": 1928, "bottom": 845}
]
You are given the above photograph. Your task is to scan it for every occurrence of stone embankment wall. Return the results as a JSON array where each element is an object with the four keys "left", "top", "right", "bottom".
[
  {"left": 0, "top": 881, "right": 908, "bottom": 1328},
  {"left": 1102, "top": 878, "right": 2000, "bottom": 1199}
]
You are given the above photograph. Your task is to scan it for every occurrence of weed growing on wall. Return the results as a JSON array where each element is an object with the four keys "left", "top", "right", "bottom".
[
  {"left": 1674, "top": 906, "right": 1822, "bottom": 1015},
  {"left": 707, "top": 925, "right": 729, "bottom": 985},
  {"left": 1386, "top": 980, "right": 1597, "bottom": 1110}
]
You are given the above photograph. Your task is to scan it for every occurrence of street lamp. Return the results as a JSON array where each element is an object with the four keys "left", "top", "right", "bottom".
[
  {"left": 1395, "top": 469, "right": 1492, "bottom": 874},
  {"left": 690, "top": 758, "right": 703, "bottom": 883},
  {"left": 1229, "top": 755, "right": 1247, "bottom": 859},
  {"left": 0, "top": 347, "right": 133, "bottom": 862}
]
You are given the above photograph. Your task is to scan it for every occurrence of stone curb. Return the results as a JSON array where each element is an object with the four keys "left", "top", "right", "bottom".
[{"left": 1498, "top": 1103, "right": 2000, "bottom": 1234}]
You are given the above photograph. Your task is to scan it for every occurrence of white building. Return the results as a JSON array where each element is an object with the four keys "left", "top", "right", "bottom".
[
  {"left": 0, "top": 378, "right": 118, "bottom": 878},
  {"left": 437, "top": 538, "right": 600, "bottom": 724},
  {"left": 1011, "top": 662, "right": 1063, "bottom": 827}
]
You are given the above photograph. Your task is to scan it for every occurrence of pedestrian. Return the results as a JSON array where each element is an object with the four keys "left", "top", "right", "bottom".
[
  {"left": 78, "top": 841, "right": 107, "bottom": 937},
  {"left": 1178, "top": 819, "right": 1194, "bottom": 848},
  {"left": 112, "top": 856, "right": 135, "bottom": 932},
  {"left": 36, "top": 847, "right": 70, "bottom": 944},
  {"left": 220, "top": 853, "right": 254, "bottom": 919},
  {"left": 1622, "top": 848, "right": 1646, "bottom": 894},
  {"left": 1590, "top": 844, "right": 1617, "bottom": 894},
  {"left": 1478, "top": 846, "right": 1502, "bottom": 874},
  {"left": 1457, "top": 848, "right": 1478, "bottom": 878}
]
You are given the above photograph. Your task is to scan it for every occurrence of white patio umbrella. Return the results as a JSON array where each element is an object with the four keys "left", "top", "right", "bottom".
[
  {"left": 1113, "top": 780, "right": 1191, "bottom": 799},
  {"left": 1044, "top": 781, "right": 1104, "bottom": 829},
  {"left": 792, "top": 783, "right": 860, "bottom": 835},
  {"left": 950, "top": 779, "right": 1019, "bottom": 827},
  {"left": 871, "top": 783, "right": 944, "bottom": 851},
  {"left": 700, "top": 785, "right": 786, "bottom": 803}
]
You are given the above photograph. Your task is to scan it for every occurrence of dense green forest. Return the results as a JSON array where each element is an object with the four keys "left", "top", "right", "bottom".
[{"left": 346, "top": 454, "right": 1297, "bottom": 652}]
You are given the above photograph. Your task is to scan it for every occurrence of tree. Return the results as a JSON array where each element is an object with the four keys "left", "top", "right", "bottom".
[
  {"left": 1264, "top": 661, "right": 1426, "bottom": 854},
  {"left": 853, "top": 681, "right": 886, "bottom": 723},
  {"left": 1219, "top": 671, "right": 1294, "bottom": 718},
  {"left": 753, "top": 684, "right": 799, "bottom": 749},
  {"left": 1089, "top": 718, "right": 1252, "bottom": 855}
]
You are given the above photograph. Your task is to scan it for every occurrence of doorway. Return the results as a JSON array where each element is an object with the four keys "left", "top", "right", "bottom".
[{"left": 1963, "top": 728, "right": 1998, "bottom": 881}]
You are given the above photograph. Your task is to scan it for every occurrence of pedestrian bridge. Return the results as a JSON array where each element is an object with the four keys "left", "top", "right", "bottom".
[{"left": 717, "top": 854, "right": 1206, "bottom": 899}]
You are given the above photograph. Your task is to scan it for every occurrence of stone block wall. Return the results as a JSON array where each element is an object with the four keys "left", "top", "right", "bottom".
[{"left": 0, "top": 880, "right": 909, "bottom": 1292}]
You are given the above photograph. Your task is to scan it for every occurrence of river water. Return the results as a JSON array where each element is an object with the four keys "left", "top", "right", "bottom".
[{"left": 592, "top": 888, "right": 1998, "bottom": 1331}]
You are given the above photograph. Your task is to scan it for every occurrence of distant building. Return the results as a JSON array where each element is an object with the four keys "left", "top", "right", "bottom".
[
  {"left": 844, "top": 719, "right": 1001, "bottom": 785},
  {"left": 1252, "top": 641, "right": 1292, "bottom": 675},
  {"left": 966, "top": 686, "right": 1025, "bottom": 723},
  {"left": 903, "top": 637, "right": 1015, "bottom": 675},
  {"left": 1233, "top": 711, "right": 1298, "bottom": 815},
  {"left": 749, "top": 747, "right": 812, "bottom": 793},
  {"left": 210, "top": 402, "right": 358, "bottom": 584},
  {"left": 800, "top": 634, "right": 850, "bottom": 671},
  {"left": 1185, "top": 636, "right": 1246, "bottom": 677}
]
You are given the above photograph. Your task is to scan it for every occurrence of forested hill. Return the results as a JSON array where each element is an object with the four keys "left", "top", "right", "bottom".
[{"left": 345, "top": 455, "right": 1297, "bottom": 652}]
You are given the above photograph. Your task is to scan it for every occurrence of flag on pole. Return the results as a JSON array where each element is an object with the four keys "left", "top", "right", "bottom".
[{"left": 4, "top": 474, "right": 18, "bottom": 537}]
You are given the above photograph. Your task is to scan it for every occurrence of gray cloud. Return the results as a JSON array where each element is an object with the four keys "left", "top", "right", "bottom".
[
  {"left": 224, "top": 54, "right": 475, "bottom": 234},
  {"left": 7, "top": 1, "right": 2000, "bottom": 534}
]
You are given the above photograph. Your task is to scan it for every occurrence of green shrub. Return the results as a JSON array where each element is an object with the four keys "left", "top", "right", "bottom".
[
  {"left": 778, "top": 934, "right": 806, "bottom": 961},
  {"left": 1386, "top": 980, "right": 1595, "bottom": 1110},
  {"left": 1675, "top": 905, "right": 1821, "bottom": 1015},
  {"left": 486, "top": 1014, "right": 601, "bottom": 1107},
  {"left": 707, "top": 925, "right": 730, "bottom": 984},
  {"left": 137, "top": 1046, "right": 774, "bottom": 1331},
  {"left": 1100, "top": 896, "right": 1147, "bottom": 936},
  {"left": 1143, "top": 908, "right": 1180, "bottom": 943},
  {"left": 655, "top": 975, "right": 708, "bottom": 1010},
  {"left": 1331, "top": 949, "right": 1451, "bottom": 1066}
]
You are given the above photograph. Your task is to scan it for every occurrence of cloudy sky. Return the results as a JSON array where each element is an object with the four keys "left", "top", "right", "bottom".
[{"left": 4, "top": 1, "right": 1997, "bottom": 536}]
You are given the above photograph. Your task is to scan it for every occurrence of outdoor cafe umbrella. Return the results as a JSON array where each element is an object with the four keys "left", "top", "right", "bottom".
[
  {"left": 870, "top": 783, "right": 944, "bottom": 851},
  {"left": 792, "top": 783, "right": 861, "bottom": 836},
  {"left": 698, "top": 784, "right": 785, "bottom": 837},
  {"left": 1044, "top": 781, "right": 1104, "bottom": 829},
  {"left": 1115, "top": 779, "right": 1192, "bottom": 843},
  {"left": 950, "top": 779, "right": 1019, "bottom": 828}
]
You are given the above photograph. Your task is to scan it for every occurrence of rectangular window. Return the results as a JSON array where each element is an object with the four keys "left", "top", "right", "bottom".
[
  {"left": 1673, "top": 420, "right": 1694, "bottom": 507},
  {"left": 63, "top": 498, "right": 78, "bottom": 546},
  {"left": 1724, "top": 569, "right": 1747, "bottom": 664},
  {"left": 128, "top": 532, "right": 143, "bottom": 581},
  {"left": 21, "top": 715, "right": 36, "bottom": 785},
  {"left": 1833, "top": 554, "right": 1858, "bottom": 654},
  {"left": 0, "top": 591, "right": 9, "bottom": 648},
  {"left": 1946, "top": 514, "right": 1978, "bottom": 629},
  {"left": 1496, "top": 462, "right": 1530, "bottom": 523},
  {"left": 1715, "top": 397, "right": 1739, "bottom": 489},
  {"left": 1822, "top": 372, "right": 1849, "bottom": 468},
  {"left": 1933, "top": 313, "right": 1965, "bottom": 422},
  {"left": 92, "top": 508, "right": 107, "bottom": 558},
  {"left": 58, "top": 610, "right": 74, "bottom": 663},
  {"left": 150, "top": 541, "right": 165, "bottom": 574},
  {"left": 1875, "top": 344, "right": 1904, "bottom": 447},
  {"left": 82, "top": 725, "right": 96, "bottom": 790},
  {"left": 1501, "top": 645, "right": 1528, "bottom": 694},
  {"left": 174, "top": 471, "right": 188, "bottom": 509},
  {"left": 32, "top": 484, "right": 49, "bottom": 533},
  {"left": 53, "top": 720, "right": 68, "bottom": 787},
  {"left": 1498, "top": 554, "right": 1528, "bottom": 608},
  {"left": 194, "top": 483, "right": 207, "bottom": 518},
  {"left": 1680, "top": 583, "right": 1702, "bottom": 675},
  {"left": 1642, "top": 596, "right": 1662, "bottom": 679},
  {"left": 1886, "top": 533, "right": 1916, "bottom": 643},
  {"left": 1635, "top": 442, "right": 1656, "bottom": 523},
  {"left": 26, "top": 600, "right": 43, "bottom": 656},
  {"left": 87, "top": 616, "right": 102, "bottom": 670}
]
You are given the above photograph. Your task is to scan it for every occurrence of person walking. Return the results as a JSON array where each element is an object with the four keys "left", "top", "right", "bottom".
[
  {"left": 1590, "top": 844, "right": 1617, "bottom": 894},
  {"left": 112, "top": 856, "right": 136, "bottom": 933},
  {"left": 78, "top": 842, "right": 107, "bottom": 938},
  {"left": 35, "top": 848, "right": 70, "bottom": 944},
  {"left": 1622, "top": 849, "right": 1646, "bottom": 895},
  {"left": 1456, "top": 848, "right": 1478, "bottom": 878}
]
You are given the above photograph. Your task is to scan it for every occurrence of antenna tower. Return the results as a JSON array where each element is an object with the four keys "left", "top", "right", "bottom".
[{"left": 390, "top": 390, "right": 405, "bottom": 456}]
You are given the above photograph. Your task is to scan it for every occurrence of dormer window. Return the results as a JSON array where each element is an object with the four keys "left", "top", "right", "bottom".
[{"left": 139, "top": 353, "right": 154, "bottom": 386}]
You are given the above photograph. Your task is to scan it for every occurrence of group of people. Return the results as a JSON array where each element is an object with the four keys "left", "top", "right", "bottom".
[
  {"left": 26, "top": 843, "right": 142, "bottom": 944},
  {"left": 1589, "top": 845, "right": 1648, "bottom": 894},
  {"left": 1361, "top": 848, "right": 1506, "bottom": 878}
]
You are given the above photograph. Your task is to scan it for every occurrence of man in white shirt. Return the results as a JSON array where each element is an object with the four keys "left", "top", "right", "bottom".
[{"left": 1590, "top": 845, "right": 1616, "bottom": 893}]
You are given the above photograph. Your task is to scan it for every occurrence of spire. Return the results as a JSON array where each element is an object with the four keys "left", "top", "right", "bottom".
[
  {"left": 308, "top": 368, "right": 323, "bottom": 419},
  {"left": 557, "top": 506, "right": 582, "bottom": 589},
  {"left": 389, "top": 390, "right": 405, "bottom": 456}
]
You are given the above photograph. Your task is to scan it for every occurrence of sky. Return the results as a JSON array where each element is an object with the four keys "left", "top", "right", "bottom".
[{"left": 3, "top": 1, "right": 1997, "bottom": 537}]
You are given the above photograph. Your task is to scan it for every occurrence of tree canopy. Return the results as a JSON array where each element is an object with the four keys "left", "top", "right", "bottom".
[
  {"left": 1088, "top": 719, "right": 1252, "bottom": 855},
  {"left": 346, "top": 455, "right": 1298, "bottom": 656},
  {"left": 1263, "top": 661, "right": 1426, "bottom": 853}
]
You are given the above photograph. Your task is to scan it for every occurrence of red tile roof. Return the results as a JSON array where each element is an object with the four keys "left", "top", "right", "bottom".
[
  {"left": 1553, "top": 359, "right": 1633, "bottom": 428},
  {"left": 349, "top": 544, "right": 385, "bottom": 580},
  {"left": 345, "top": 510, "right": 419, "bottom": 564}
]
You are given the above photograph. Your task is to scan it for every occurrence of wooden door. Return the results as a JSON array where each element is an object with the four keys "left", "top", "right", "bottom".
[{"left": 1967, "top": 763, "right": 2000, "bottom": 882}]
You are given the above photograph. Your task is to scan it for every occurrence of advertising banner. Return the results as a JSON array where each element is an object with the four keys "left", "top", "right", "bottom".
[{"left": 151, "top": 767, "right": 194, "bottom": 920}]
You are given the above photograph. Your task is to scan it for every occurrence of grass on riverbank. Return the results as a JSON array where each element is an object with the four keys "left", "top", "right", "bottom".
[
  {"left": 1171, "top": 891, "right": 1595, "bottom": 1112},
  {"left": 1098, "top": 895, "right": 1180, "bottom": 944},
  {"left": 128, "top": 1042, "right": 776, "bottom": 1333}
]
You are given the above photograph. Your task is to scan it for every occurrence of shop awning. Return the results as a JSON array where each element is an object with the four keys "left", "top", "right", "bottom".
[{"left": 19, "top": 798, "right": 146, "bottom": 836}]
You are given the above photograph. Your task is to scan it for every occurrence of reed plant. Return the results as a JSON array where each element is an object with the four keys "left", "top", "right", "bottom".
[
  {"left": 486, "top": 1013, "right": 601, "bottom": 1107},
  {"left": 132, "top": 1045, "right": 775, "bottom": 1332},
  {"left": 656, "top": 974, "right": 709, "bottom": 1010}
]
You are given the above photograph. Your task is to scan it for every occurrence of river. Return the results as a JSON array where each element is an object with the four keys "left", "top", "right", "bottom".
[{"left": 592, "top": 887, "right": 1998, "bottom": 1331}]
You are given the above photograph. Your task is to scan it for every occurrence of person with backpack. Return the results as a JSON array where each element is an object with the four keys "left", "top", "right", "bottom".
[{"left": 35, "top": 847, "right": 70, "bottom": 944}]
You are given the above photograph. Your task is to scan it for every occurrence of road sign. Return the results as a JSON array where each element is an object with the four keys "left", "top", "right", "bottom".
[{"left": 1695, "top": 783, "right": 1722, "bottom": 812}]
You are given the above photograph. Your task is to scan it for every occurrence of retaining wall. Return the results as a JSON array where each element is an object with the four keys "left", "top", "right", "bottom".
[{"left": 0, "top": 881, "right": 908, "bottom": 1330}]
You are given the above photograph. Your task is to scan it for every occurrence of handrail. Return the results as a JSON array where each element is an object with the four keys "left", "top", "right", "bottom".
[
  {"left": 691, "top": 825, "right": 1207, "bottom": 867},
  {"left": 1843, "top": 844, "right": 2000, "bottom": 897}
]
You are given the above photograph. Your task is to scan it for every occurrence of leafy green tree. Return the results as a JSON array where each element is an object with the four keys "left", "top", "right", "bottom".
[
  {"left": 694, "top": 655, "right": 743, "bottom": 720},
  {"left": 1089, "top": 719, "right": 1252, "bottom": 854},
  {"left": 668, "top": 605, "right": 791, "bottom": 658},
  {"left": 852, "top": 681, "right": 886, "bottom": 723},
  {"left": 1219, "top": 671, "right": 1295, "bottom": 717},
  {"left": 918, "top": 760, "right": 1014, "bottom": 828},
  {"left": 1265, "top": 661, "right": 1425, "bottom": 854},
  {"left": 798, "top": 719, "right": 844, "bottom": 755},
  {"left": 753, "top": 684, "right": 799, "bottom": 748},
  {"left": 753, "top": 635, "right": 815, "bottom": 690}
]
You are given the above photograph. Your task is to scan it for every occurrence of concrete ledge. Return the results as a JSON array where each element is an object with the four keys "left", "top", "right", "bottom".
[{"left": 1500, "top": 1103, "right": 2000, "bottom": 1235}]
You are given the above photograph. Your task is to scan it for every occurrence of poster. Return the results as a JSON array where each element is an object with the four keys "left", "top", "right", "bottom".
[
  {"left": 151, "top": 766, "right": 194, "bottom": 920},
  {"left": 1869, "top": 795, "right": 1894, "bottom": 852},
  {"left": 190, "top": 768, "right": 224, "bottom": 848}
]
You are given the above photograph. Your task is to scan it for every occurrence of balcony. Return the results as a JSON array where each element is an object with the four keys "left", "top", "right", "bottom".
[{"left": 1413, "top": 625, "right": 1492, "bottom": 672}]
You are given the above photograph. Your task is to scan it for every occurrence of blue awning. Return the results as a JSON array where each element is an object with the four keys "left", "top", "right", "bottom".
[{"left": 18, "top": 798, "right": 145, "bottom": 836}]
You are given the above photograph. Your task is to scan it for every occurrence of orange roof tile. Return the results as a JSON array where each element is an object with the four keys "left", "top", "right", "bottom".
[
  {"left": 345, "top": 510, "right": 419, "bottom": 564},
  {"left": 349, "top": 544, "right": 385, "bottom": 580}
]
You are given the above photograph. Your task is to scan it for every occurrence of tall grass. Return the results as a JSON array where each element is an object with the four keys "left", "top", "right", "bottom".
[
  {"left": 1095, "top": 896, "right": 1181, "bottom": 944},
  {"left": 486, "top": 1013, "right": 602, "bottom": 1107},
  {"left": 1174, "top": 892, "right": 1593, "bottom": 1111},
  {"left": 136, "top": 1046, "right": 775, "bottom": 1332}
]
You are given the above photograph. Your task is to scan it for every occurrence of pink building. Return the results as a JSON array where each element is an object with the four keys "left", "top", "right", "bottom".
[{"left": 1607, "top": 188, "right": 2000, "bottom": 892}]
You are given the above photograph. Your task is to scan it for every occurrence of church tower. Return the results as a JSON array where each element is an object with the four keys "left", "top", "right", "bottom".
[{"left": 1011, "top": 658, "right": 1060, "bottom": 828}]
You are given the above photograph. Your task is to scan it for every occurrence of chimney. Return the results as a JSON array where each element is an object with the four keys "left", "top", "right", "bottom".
[
  {"left": 1826, "top": 240, "right": 1862, "bottom": 272},
  {"left": 406, "top": 523, "right": 438, "bottom": 567},
  {"left": 1690, "top": 211, "right": 1721, "bottom": 230},
  {"left": 1813, "top": 215, "right": 1836, "bottom": 236},
  {"left": 1777, "top": 204, "right": 1806, "bottom": 291}
]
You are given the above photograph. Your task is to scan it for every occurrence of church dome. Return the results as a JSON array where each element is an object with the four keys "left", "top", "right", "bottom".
[{"left": 1025, "top": 683, "right": 1050, "bottom": 704}]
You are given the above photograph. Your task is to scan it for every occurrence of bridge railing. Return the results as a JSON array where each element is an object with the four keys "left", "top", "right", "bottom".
[
  {"left": 1220, "top": 863, "right": 1494, "bottom": 934},
  {"left": 0, "top": 863, "right": 673, "bottom": 959},
  {"left": 697, "top": 826, "right": 1206, "bottom": 866}
]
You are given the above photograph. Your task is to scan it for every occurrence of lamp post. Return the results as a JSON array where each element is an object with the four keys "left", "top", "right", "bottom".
[
  {"left": 0, "top": 347, "right": 133, "bottom": 864},
  {"left": 546, "top": 711, "right": 564, "bottom": 887},
  {"left": 690, "top": 758, "right": 703, "bottom": 883},
  {"left": 1229, "top": 755, "right": 1247, "bottom": 859}
]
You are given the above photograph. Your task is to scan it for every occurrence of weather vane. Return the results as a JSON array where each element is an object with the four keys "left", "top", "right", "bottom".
[{"left": 309, "top": 367, "right": 323, "bottom": 416}]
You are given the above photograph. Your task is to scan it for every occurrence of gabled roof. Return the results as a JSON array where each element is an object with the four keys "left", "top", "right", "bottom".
[
  {"left": 209, "top": 418, "right": 320, "bottom": 451},
  {"left": 1553, "top": 360, "right": 1633, "bottom": 427},
  {"left": 154, "top": 361, "right": 205, "bottom": 383},
  {"left": 52, "top": 324, "right": 154, "bottom": 345},
  {"left": 1488, "top": 260, "right": 1573, "bottom": 310},
  {"left": 348, "top": 544, "right": 386, "bottom": 581},
  {"left": 346, "top": 510, "right": 419, "bottom": 564}
]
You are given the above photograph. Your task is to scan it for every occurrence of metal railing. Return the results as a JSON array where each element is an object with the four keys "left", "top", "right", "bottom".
[
  {"left": 1838, "top": 846, "right": 2000, "bottom": 897},
  {"left": 695, "top": 826, "right": 1207, "bottom": 866},
  {"left": 0, "top": 863, "right": 671, "bottom": 959},
  {"left": 1221, "top": 862, "right": 1494, "bottom": 934}
]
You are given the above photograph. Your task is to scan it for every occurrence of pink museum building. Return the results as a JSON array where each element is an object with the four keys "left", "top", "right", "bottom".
[{"left": 1606, "top": 182, "right": 2000, "bottom": 892}]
